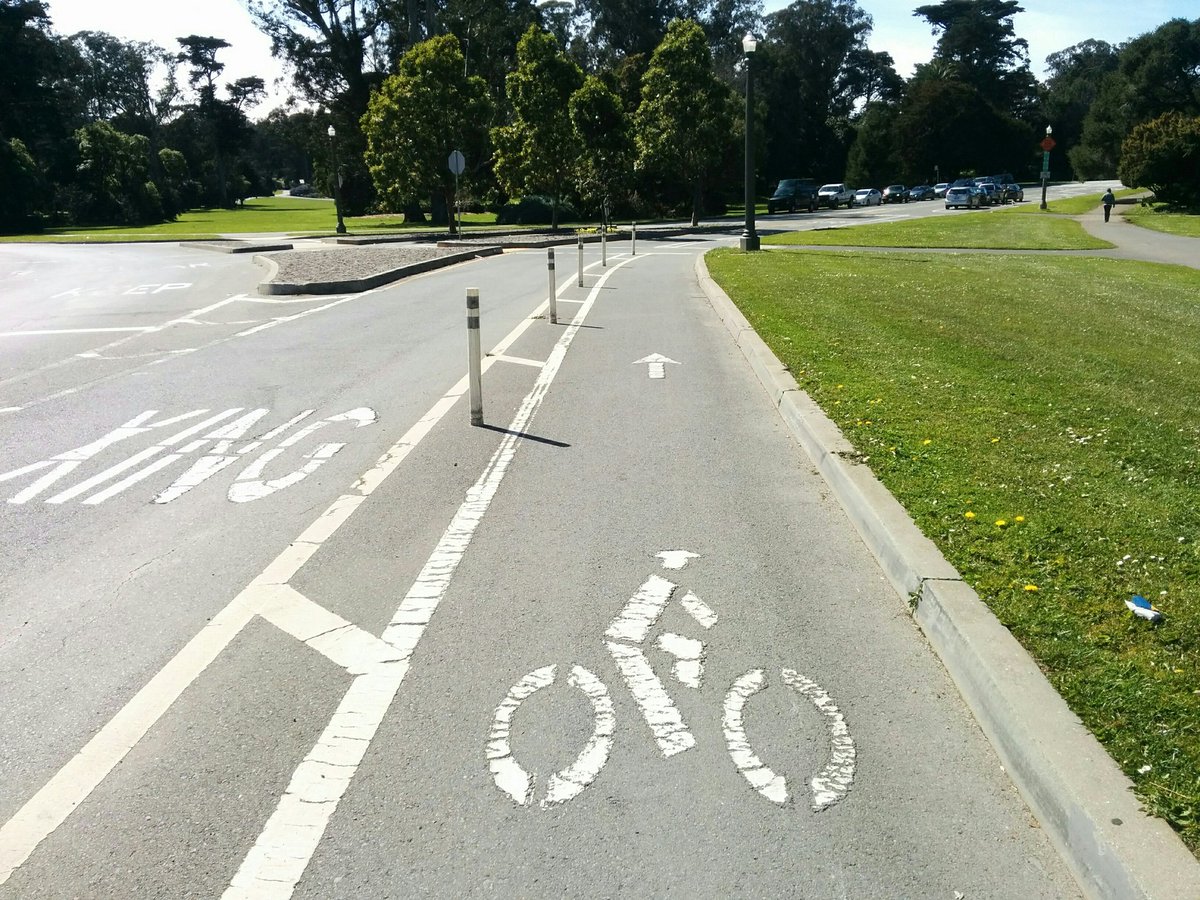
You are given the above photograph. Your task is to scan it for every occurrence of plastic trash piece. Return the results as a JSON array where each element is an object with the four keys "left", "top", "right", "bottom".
[{"left": 1125, "top": 594, "right": 1164, "bottom": 624}]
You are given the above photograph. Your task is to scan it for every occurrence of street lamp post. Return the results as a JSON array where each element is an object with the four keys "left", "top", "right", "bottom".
[
  {"left": 327, "top": 124, "right": 347, "bottom": 235},
  {"left": 1040, "top": 124, "right": 1053, "bottom": 210},
  {"left": 740, "top": 32, "right": 759, "bottom": 252}
]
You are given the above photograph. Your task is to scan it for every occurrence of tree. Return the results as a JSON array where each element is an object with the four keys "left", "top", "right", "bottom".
[
  {"left": 569, "top": 74, "right": 634, "bottom": 222},
  {"left": 244, "top": 0, "right": 396, "bottom": 214},
  {"left": 913, "top": 0, "right": 1033, "bottom": 112},
  {"left": 362, "top": 35, "right": 491, "bottom": 228},
  {"left": 0, "top": 0, "right": 86, "bottom": 206},
  {"left": 1118, "top": 111, "right": 1200, "bottom": 207},
  {"left": 894, "top": 77, "right": 1032, "bottom": 182},
  {"left": 844, "top": 103, "right": 899, "bottom": 187},
  {"left": 0, "top": 137, "right": 46, "bottom": 231},
  {"left": 757, "top": 0, "right": 876, "bottom": 183},
  {"left": 492, "top": 25, "right": 584, "bottom": 230},
  {"left": 1073, "top": 18, "right": 1200, "bottom": 181},
  {"left": 1040, "top": 39, "right": 1119, "bottom": 178},
  {"left": 71, "top": 121, "right": 162, "bottom": 224},
  {"left": 635, "top": 19, "right": 734, "bottom": 225}
]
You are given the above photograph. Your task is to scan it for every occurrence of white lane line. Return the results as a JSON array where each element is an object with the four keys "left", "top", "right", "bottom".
[
  {"left": 0, "top": 327, "right": 157, "bottom": 337},
  {"left": 0, "top": 255, "right": 630, "bottom": 890},
  {"left": 488, "top": 354, "right": 544, "bottom": 368},
  {"left": 0, "top": 407, "right": 22, "bottom": 414},
  {"left": 235, "top": 295, "right": 365, "bottom": 337},
  {"left": 226, "top": 257, "right": 634, "bottom": 899}
]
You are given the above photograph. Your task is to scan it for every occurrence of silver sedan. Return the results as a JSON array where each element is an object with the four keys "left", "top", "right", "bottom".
[{"left": 854, "top": 188, "right": 881, "bottom": 207}]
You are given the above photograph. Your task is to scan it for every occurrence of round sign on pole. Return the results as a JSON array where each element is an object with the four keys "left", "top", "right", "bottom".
[
  {"left": 1040, "top": 136, "right": 1056, "bottom": 152},
  {"left": 448, "top": 150, "right": 466, "bottom": 175}
]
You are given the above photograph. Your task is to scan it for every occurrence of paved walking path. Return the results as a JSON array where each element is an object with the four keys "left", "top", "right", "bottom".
[{"left": 1081, "top": 201, "right": 1200, "bottom": 269}]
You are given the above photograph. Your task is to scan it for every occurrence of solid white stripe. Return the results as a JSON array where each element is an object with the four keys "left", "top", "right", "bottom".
[{"left": 224, "top": 254, "right": 638, "bottom": 898}]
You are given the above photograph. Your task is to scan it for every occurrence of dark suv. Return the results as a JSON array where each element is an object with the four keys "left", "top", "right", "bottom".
[{"left": 767, "top": 178, "right": 819, "bottom": 214}]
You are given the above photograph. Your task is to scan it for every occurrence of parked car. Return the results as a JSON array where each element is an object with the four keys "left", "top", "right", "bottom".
[
  {"left": 908, "top": 184, "right": 935, "bottom": 201},
  {"left": 817, "top": 183, "right": 855, "bottom": 208},
  {"left": 853, "top": 188, "right": 881, "bottom": 206},
  {"left": 1001, "top": 182, "right": 1024, "bottom": 203},
  {"left": 945, "top": 186, "right": 980, "bottom": 209},
  {"left": 767, "top": 178, "right": 819, "bottom": 214},
  {"left": 881, "top": 184, "right": 909, "bottom": 203},
  {"left": 976, "top": 182, "right": 1000, "bottom": 205},
  {"left": 933, "top": 182, "right": 949, "bottom": 198}
]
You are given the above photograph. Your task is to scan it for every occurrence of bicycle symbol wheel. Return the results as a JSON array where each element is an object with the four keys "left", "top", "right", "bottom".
[{"left": 486, "top": 664, "right": 615, "bottom": 808}]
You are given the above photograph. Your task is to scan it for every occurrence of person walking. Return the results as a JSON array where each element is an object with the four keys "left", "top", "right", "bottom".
[{"left": 1102, "top": 188, "right": 1116, "bottom": 222}]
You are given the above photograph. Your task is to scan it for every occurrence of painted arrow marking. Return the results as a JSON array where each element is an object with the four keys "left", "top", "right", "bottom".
[{"left": 634, "top": 353, "right": 680, "bottom": 380}]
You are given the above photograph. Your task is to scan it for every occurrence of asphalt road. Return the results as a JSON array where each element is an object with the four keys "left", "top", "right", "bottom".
[{"left": 0, "top": 212, "right": 1085, "bottom": 897}]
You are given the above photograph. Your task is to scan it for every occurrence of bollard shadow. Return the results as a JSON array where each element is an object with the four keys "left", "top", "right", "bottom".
[{"left": 475, "top": 423, "right": 571, "bottom": 447}]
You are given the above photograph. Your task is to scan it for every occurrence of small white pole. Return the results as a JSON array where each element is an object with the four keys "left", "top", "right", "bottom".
[
  {"left": 467, "top": 288, "right": 482, "bottom": 425},
  {"left": 547, "top": 248, "right": 557, "bottom": 324},
  {"left": 577, "top": 236, "right": 584, "bottom": 287},
  {"left": 601, "top": 224, "right": 607, "bottom": 267},
  {"left": 631, "top": 222, "right": 637, "bottom": 256}
]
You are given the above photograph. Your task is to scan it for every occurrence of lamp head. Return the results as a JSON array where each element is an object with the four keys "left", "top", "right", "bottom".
[
  {"left": 327, "top": 125, "right": 336, "bottom": 138},
  {"left": 742, "top": 32, "right": 757, "bottom": 54},
  {"left": 1046, "top": 124, "right": 1053, "bottom": 135}
]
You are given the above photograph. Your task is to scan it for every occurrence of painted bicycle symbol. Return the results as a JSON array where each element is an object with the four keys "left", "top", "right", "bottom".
[{"left": 486, "top": 551, "right": 856, "bottom": 810}]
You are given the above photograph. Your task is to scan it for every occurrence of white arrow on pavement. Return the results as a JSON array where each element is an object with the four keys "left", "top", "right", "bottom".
[{"left": 634, "top": 353, "right": 680, "bottom": 380}]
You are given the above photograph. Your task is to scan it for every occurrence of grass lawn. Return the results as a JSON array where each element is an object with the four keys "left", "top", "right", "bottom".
[
  {"left": 1003, "top": 188, "right": 1142, "bottom": 217},
  {"left": 0, "top": 195, "right": 503, "bottom": 242},
  {"left": 1122, "top": 203, "right": 1200, "bottom": 238},
  {"left": 764, "top": 210, "right": 1113, "bottom": 250},
  {"left": 707, "top": 247, "right": 1200, "bottom": 853}
]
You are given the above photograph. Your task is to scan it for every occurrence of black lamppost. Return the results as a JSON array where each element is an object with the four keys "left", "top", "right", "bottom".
[
  {"left": 740, "top": 32, "right": 759, "bottom": 252},
  {"left": 327, "top": 124, "right": 347, "bottom": 235},
  {"left": 1040, "top": 124, "right": 1053, "bottom": 210}
]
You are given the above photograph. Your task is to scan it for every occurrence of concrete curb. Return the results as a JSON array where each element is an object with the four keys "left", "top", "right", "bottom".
[
  {"left": 694, "top": 253, "right": 1200, "bottom": 900},
  {"left": 183, "top": 240, "right": 294, "bottom": 254},
  {"left": 253, "top": 246, "right": 503, "bottom": 296}
]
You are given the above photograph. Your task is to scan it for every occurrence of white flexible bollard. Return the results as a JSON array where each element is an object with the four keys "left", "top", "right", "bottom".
[
  {"left": 547, "top": 248, "right": 557, "bottom": 324},
  {"left": 467, "top": 288, "right": 482, "bottom": 425}
]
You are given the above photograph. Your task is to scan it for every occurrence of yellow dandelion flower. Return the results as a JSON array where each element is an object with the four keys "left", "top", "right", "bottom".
[
  {"left": 922, "top": 438, "right": 932, "bottom": 445},
  {"left": 1015, "top": 515, "right": 1025, "bottom": 523},
  {"left": 990, "top": 437, "right": 1000, "bottom": 443},
  {"left": 995, "top": 519, "right": 1008, "bottom": 527},
  {"left": 1023, "top": 584, "right": 1039, "bottom": 592},
  {"left": 964, "top": 511, "right": 976, "bottom": 519}
]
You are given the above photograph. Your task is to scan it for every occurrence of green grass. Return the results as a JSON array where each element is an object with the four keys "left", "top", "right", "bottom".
[
  {"left": 0, "top": 195, "right": 505, "bottom": 242},
  {"left": 763, "top": 210, "right": 1113, "bottom": 250},
  {"left": 1123, "top": 203, "right": 1200, "bottom": 238},
  {"left": 1004, "top": 188, "right": 1142, "bottom": 216},
  {"left": 707, "top": 247, "right": 1200, "bottom": 853}
]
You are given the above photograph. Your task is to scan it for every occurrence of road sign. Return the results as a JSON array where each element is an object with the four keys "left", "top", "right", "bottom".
[
  {"left": 1042, "top": 151, "right": 1051, "bottom": 173},
  {"left": 1040, "top": 136, "right": 1056, "bottom": 152},
  {"left": 448, "top": 149, "right": 465, "bottom": 175}
]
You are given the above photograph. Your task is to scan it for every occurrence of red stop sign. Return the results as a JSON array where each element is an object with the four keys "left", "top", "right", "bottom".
[{"left": 1040, "top": 136, "right": 1057, "bottom": 151}]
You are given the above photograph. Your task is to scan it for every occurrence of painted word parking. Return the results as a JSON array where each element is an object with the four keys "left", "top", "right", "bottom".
[
  {"left": 0, "top": 406, "right": 376, "bottom": 505},
  {"left": 487, "top": 551, "right": 856, "bottom": 810}
]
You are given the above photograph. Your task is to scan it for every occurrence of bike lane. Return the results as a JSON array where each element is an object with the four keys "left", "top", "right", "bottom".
[{"left": 287, "top": 236, "right": 1081, "bottom": 898}]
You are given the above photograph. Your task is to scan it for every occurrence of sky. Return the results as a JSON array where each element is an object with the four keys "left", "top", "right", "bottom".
[{"left": 42, "top": 0, "right": 1196, "bottom": 118}]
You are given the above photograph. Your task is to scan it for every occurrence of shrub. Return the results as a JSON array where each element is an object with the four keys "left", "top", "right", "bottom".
[
  {"left": 1118, "top": 112, "right": 1200, "bottom": 208},
  {"left": 496, "top": 194, "right": 579, "bottom": 225}
]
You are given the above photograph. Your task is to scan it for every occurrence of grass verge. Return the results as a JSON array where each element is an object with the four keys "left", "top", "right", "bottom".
[
  {"left": 763, "top": 210, "right": 1112, "bottom": 250},
  {"left": 0, "top": 196, "right": 503, "bottom": 242},
  {"left": 1122, "top": 203, "right": 1200, "bottom": 238},
  {"left": 707, "top": 247, "right": 1200, "bottom": 854},
  {"left": 1004, "top": 188, "right": 1143, "bottom": 217}
]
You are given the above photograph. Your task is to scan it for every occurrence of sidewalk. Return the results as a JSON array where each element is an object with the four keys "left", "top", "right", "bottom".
[{"left": 1080, "top": 202, "right": 1200, "bottom": 269}]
